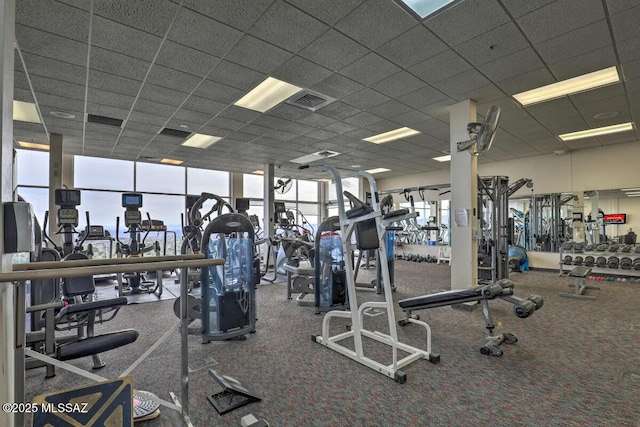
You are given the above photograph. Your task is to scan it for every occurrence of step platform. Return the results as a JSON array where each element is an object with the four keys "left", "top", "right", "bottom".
[{"left": 32, "top": 376, "right": 133, "bottom": 427}]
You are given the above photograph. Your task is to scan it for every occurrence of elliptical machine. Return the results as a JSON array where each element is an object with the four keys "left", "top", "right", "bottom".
[{"left": 115, "top": 193, "right": 163, "bottom": 297}]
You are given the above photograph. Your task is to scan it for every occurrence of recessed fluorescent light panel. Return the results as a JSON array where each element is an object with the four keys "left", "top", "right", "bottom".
[
  {"left": 622, "top": 188, "right": 640, "bottom": 191},
  {"left": 18, "top": 141, "right": 49, "bottom": 150},
  {"left": 625, "top": 192, "right": 640, "bottom": 195},
  {"left": 558, "top": 122, "right": 634, "bottom": 141},
  {"left": 433, "top": 155, "right": 451, "bottom": 162},
  {"left": 397, "top": 0, "right": 457, "bottom": 19},
  {"left": 182, "top": 133, "right": 222, "bottom": 149},
  {"left": 315, "top": 178, "right": 332, "bottom": 183},
  {"left": 234, "top": 77, "right": 302, "bottom": 113},
  {"left": 363, "top": 127, "right": 420, "bottom": 144},
  {"left": 160, "top": 158, "right": 183, "bottom": 165},
  {"left": 290, "top": 150, "right": 340, "bottom": 164},
  {"left": 13, "top": 100, "right": 41, "bottom": 123},
  {"left": 252, "top": 170, "right": 264, "bottom": 175},
  {"left": 366, "top": 168, "right": 390, "bottom": 174},
  {"left": 513, "top": 66, "right": 620, "bottom": 106}
]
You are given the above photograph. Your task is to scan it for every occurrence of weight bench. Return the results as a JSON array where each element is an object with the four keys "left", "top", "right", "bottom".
[
  {"left": 561, "top": 266, "right": 599, "bottom": 300},
  {"left": 398, "top": 279, "right": 543, "bottom": 357},
  {"left": 28, "top": 252, "right": 139, "bottom": 377},
  {"left": 284, "top": 263, "right": 315, "bottom": 307}
]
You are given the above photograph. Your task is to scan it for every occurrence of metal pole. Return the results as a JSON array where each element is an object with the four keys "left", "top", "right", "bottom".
[
  {"left": 14, "top": 280, "right": 25, "bottom": 427},
  {"left": 180, "top": 266, "right": 190, "bottom": 426},
  {"left": 180, "top": 267, "right": 190, "bottom": 426}
]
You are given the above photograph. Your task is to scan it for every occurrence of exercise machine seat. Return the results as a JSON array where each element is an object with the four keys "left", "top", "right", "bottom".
[
  {"left": 57, "top": 329, "right": 139, "bottom": 360},
  {"left": 282, "top": 263, "right": 314, "bottom": 276},
  {"left": 56, "top": 297, "right": 128, "bottom": 319}
]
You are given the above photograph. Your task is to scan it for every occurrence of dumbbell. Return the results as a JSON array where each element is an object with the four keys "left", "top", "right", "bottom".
[
  {"left": 634, "top": 258, "right": 640, "bottom": 270},
  {"left": 596, "top": 244, "right": 608, "bottom": 252},
  {"left": 572, "top": 256, "right": 584, "bottom": 266},
  {"left": 584, "top": 244, "right": 594, "bottom": 251},
  {"left": 620, "top": 245, "right": 632, "bottom": 253},
  {"left": 563, "top": 255, "right": 573, "bottom": 265},
  {"left": 620, "top": 257, "right": 633, "bottom": 270},
  {"left": 607, "top": 256, "right": 619, "bottom": 268},
  {"left": 563, "top": 242, "right": 574, "bottom": 251},
  {"left": 584, "top": 256, "right": 595, "bottom": 267},
  {"left": 608, "top": 244, "right": 620, "bottom": 252},
  {"left": 573, "top": 243, "right": 584, "bottom": 252},
  {"left": 596, "top": 256, "right": 608, "bottom": 268}
]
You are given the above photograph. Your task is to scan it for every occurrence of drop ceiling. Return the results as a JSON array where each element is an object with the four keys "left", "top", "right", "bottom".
[{"left": 11, "top": 0, "right": 640, "bottom": 180}]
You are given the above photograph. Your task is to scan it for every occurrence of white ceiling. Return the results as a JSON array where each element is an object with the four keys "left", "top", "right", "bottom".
[{"left": 11, "top": 0, "right": 640, "bottom": 180}]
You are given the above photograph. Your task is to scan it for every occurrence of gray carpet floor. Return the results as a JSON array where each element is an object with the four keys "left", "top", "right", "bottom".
[{"left": 24, "top": 262, "right": 640, "bottom": 427}]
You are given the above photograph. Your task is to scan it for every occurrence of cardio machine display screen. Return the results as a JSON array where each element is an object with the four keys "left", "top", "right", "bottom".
[
  {"left": 54, "top": 189, "right": 81, "bottom": 207},
  {"left": 58, "top": 208, "right": 78, "bottom": 224},
  {"left": 122, "top": 193, "right": 143, "bottom": 208}
]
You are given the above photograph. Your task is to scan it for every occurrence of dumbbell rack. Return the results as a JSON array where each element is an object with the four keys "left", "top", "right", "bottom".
[{"left": 559, "top": 243, "right": 640, "bottom": 277}]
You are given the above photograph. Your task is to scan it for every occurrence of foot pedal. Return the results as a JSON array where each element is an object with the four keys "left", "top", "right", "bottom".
[{"left": 207, "top": 369, "right": 261, "bottom": 415}]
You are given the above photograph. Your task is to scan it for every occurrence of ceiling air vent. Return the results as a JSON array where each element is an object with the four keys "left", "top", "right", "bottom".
[
  {"left": 285, "top": 89, "right": 336, "bottom": 112},
  {"left": 159, "top": 128, "right": 192, "bottom": 138},
  {"left": 87, "top": 114, "right": 123, "bottom": 127}
]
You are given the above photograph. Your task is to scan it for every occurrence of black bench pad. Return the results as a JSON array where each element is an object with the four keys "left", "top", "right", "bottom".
[
  {"left": 57, "top": 329, "right": 139, "bottom": 360},
  {"left": 569, "top": 266, "right": 592, "bottom": 278},
  {"left": 399, "top": 286, "right": 484, "bottom": 309}
]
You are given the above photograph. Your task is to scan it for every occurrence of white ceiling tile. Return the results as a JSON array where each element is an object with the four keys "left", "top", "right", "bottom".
[
  {"left": 340, "top": 53, "right": 402, "bottom": 86},
  {"left": 409, "top": 50, "right": 471, "bottom": 84},
  {"left": 272, "top": 56, "right": 333, "bottom": 88},
  {"left": 168, "top": 8, "right": 243, "bottom": 57},
  {"left": 183, "top": 0, "right": 273, "bottom": 31},
  {"left": 16, "top": 25, "right": 87, "bottom": 67},
  {"left": 536, "top": 20, "right": 612, "bottom": 66},
  {"left": 425, "top": 0, "right": 510, "bottom": 46},
  {"left": 155, "top": 41, "right": 220, "bottom": 78},
  {"left": 17, "top": 0, "right": 89, "bottom": 42},
  {"left": 208, "top": 61, "right": 267, "bottom": 91},
  {"left": 93, "top": 0, "right": 179, "bottom": 36},
  {"left": 610, "top": 4, "right": 640, "bottom": 42},
  {"left": 92, "top": 16, "right": 163, "bottom": 62},
  {"left": 335, "top": 0, "right": 416, "bottom": 49},
  {"left": 372, "top": 71, "right": 426, "bottom": 98},
  {"left": 250, "top": 0, "right": 328, "bottom": 53},
  {"left": 226, "top": 35, "right": 294, "bottom": 74},
  {"left": 516, "top": 0, "right": 605, "bottom": 44},
  {"left": 501, "top": 0, "right": 556, "bottom": 18},
  {"left": 300, "top": 29, "right": 369, "bottom": 72},
  {"left": 376, "top": 26, "right": 447, "bottom": 69},
  {"left": 455, "top": 23, "right": 529, "bottom": 67}
]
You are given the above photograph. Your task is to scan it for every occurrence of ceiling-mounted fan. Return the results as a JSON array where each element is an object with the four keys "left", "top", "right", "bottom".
[
  {"left": 274, "top": 177, "right": 293, "bottom": 194},
  {"left": 457, "top": 105, "right": 501, "bottom": 154}
]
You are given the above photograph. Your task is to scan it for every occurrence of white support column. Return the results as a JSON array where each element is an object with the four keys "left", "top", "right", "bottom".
[
  {"left": 449, "top": 100, "right": 478, "bottom": 290},
  {"left": 230, "top": 172, "right": 243, "bottom": 210},
  {"left": 0, "top": 0, "right": 16, "bottom": 423},
  {"left": 263, "top": 164, "right": 275, "bottom": 241},
  {"left": 62, "top": 153, "right": 74, "bottom": 189},
  {"left": 48, "top": 133, "right": 63, "bottom": 247}
]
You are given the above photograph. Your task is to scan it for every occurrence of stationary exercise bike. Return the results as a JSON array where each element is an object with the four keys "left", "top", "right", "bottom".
[{"left": 115, "top": 193, "right": 163, "bottom": 297}]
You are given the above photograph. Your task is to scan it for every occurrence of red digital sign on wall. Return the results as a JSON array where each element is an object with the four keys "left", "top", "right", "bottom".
[{"left": 603, "top": 213, "right": 626, "bottom": 224}]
